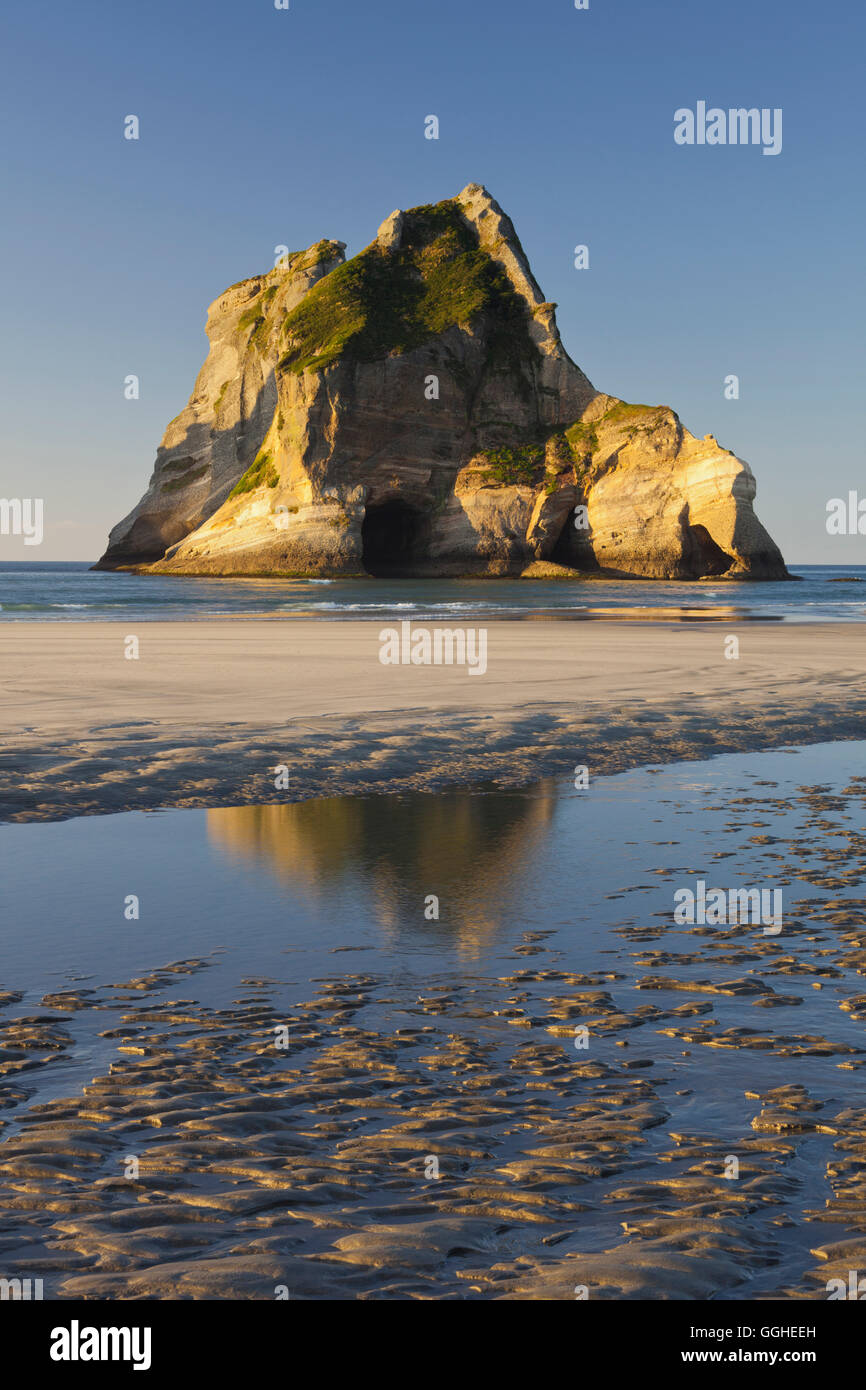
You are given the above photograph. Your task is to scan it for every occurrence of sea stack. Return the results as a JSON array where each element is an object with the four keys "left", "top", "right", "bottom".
[{"left": 96, "top": 185, "right": 787, "bottom": 580}]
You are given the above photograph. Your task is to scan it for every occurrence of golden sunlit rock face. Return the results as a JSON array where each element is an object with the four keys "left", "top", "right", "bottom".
[{"left": 97, "top": 186, "right": 786, "bottom": 581}]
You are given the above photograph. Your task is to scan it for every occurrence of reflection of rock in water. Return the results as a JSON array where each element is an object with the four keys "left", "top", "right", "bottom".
[{"left": 207, "top": 792, "right": 555, "bottom": 956}]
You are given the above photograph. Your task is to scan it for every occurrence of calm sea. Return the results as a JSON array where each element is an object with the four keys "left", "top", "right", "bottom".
[{"left": 1, "top": 561, "right": 865, "bottom": 622}]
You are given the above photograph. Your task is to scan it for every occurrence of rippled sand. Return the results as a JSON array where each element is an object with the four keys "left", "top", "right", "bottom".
[
  {"left": 1, "top": 778, "right": 865, "bottom": 1299},
  {"left": 2, "top": 619, "right": 865, "bottom": 822}
]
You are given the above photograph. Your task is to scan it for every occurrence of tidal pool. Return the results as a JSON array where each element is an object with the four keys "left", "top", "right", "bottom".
[{"left": 0, "top": 741, "right": 864, "bottom": 1299}]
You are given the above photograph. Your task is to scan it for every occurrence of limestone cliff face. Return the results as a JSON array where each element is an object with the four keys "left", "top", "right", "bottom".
[
  {"left": 552, "top": 398, "right": 786, "bottom": 579},
  {"left": 96, "top": 240, "right": 346, "bottom": 567},
  {"left": 98, "top": 185, "right": 786, "bottom": 580}
]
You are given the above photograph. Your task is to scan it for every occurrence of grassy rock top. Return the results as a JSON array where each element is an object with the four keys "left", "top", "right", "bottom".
[{"left": 277, "top": 199, "right": 538, "bottom": 376}]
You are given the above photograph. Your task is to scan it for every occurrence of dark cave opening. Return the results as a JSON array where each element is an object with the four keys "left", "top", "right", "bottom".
[
  {"left": 548, "top": 511, "right": 597, "bottom": 570},
  {"left": 684, "top": 523, "right": 734, "bottom": 577},
  {"left": 361, "top": 500, "right": 428, "bottom": 576}
]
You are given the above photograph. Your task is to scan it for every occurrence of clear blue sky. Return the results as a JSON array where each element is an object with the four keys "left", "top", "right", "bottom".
[{"left": 1, "top": 0, "right": 862, "bottom": 561}]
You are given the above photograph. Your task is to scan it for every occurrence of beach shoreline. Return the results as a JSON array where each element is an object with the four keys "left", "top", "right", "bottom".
[{"left": 1, "top": 618, "right": 863, "bottom": 822}]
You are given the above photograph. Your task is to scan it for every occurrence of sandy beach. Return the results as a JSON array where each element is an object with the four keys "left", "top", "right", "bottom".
[
  {"left": 3, "top": 617, "right": 866, "bottom": 1302},
  {"left": 2, "top": 754, "right": 866, "bottom": 1301},
  {"left": 1, "top": 618, "right": 864, "bottom": 822}
]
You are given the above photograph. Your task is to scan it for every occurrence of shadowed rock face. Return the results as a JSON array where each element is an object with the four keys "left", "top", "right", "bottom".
[{"left": 97, "top": 185, "right": 787, "bottom": 580}]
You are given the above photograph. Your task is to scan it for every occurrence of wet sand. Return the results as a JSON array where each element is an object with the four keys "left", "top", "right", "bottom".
[
  {"left": 1, "top": 774, "right": 865, "bottom": 1299},
  {"left": 1, "top": 619, "right": 865, "bottom": 821},
  {"left": 2, "top": 620, "right": 865, "bottom": 1300}
]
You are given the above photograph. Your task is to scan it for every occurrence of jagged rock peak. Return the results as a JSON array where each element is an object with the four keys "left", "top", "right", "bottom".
[{"left": 96, "top": 187, "right": 786, "bottom": 582}]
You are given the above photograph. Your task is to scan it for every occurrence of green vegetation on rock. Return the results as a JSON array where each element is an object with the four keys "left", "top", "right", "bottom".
[
  {"left": 602, "top": 401, "right": 670, "bottom": 442},
  {"left": 237, "top": 299, "right": 264, "bottom": 332},
  {"left": 565, "top": 420, "right": 599, "bottom": 463},
  {"left": 603, "top": 401, "right": 659, "bottom": 424},
  {"left": 478, "top": 444, "right": 545, "bottom": 486},
  {"left": 297, "top": 240, "right": 343, "bottom": 272},
  {"left": 214, "top": 380, "right": 230, "bottom": 417},
  {"left": 564, "top": 401, "right": 676, "bottom": 491},
  {"left": 545, "top": 431, "right": 574, "bottom": 481},
  {"left": 228, "top": 450, "right": 279, "bottom": 497},
  {"left": 277, "top": 200, "right": 538, "bottom": 376},
  {"left": 238, "top": 285, "right": 279, "bottom": 352}
]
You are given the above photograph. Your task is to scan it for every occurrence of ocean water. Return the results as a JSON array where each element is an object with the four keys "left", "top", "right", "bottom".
[{"left": 1, "top": 561, "right": 866, "bottom": 622}]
